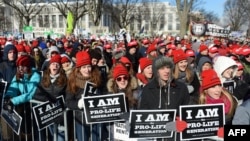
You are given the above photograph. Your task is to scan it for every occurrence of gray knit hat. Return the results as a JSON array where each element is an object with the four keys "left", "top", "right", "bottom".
[{"left": 152, "top": 56, "right": 174, "bottom": 75}]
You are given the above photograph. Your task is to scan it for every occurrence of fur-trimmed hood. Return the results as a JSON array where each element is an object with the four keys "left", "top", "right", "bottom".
[{"left": 106, "top": 74, "right": 138, "bottom": 93}]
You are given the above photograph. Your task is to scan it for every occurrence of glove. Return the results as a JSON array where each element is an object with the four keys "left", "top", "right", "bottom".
[
  {"left": 3, "top": 97, "right": 14, "bottom": 113},
  {"left": 176, "top": 117, "right": 187, "bottom": 132},
  {"left": 217, "top": 127, "right": 224, "bottom": 138},
  {"left": 165, "top": 117, "right": 187, "bottom": 132},
  {"left": 77, "top": 96, "right": 84, "bottom": 109},
  {"left": 187, "top": 85, "right": 194, "bottom": 93}
]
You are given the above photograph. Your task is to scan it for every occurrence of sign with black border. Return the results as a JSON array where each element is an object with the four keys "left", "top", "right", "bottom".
[
  {"left": 83, "top": 81, "right": 98, "bottom": 97},
  {"left": 180, "top": 104, "right": 225, "bottom": 140},
  {"left": 83, "top": 93, "right": 127, "bottom": 124},
  {"left": 32, "top": 96, "right": 65, "bottom": 131},
  {"left": 1, "top": 109, "right": 22, "bottom": 135},
  {"left": 1, "top": 80, "right": 22, "bottom": 135},
  {"left": 129, "top": 109, "right": 176, "bottom": 139}
]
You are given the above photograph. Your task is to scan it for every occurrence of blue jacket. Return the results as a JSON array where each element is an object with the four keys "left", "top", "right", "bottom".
[{"left": 5, "top": 68, "right": 41, "bottom": 105}]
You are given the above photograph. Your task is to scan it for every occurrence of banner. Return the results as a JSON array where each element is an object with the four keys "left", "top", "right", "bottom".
[
  {"left": 129, "top": 109, "right": 176, "bottom": 139},
  {"left": 66, "top": 11, "right": 74, "bottom": 35},
  {"left": 179, "top": 104, "right": 224, "bottom": 140},
  {"left": 32, "top": 96, "right": 65, "bottom": 131},
  {"left": 191, "top": 22, "right": 230, "bottom": 37},
  {"left": 83, "top": 93, "right": 127, "bottom": 124}
]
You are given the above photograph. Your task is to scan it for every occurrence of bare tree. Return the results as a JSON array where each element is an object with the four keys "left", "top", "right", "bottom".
[
  {"left": 106, "top": 0, "right": 140, "bottom": 29},
  {"left": 88, "top": 0, "right": 106, "bottom": 26},
  {"left": 139, "top": 0, "right": 165, "bottom": 35},
  {"left": 224, "top": 0, "right": 246, "bottom": 31},
  {"left": 175, "top": 0, "right": 196, "bottom": 37},
  {"left": 49, "top": 0, "right": 88, "bottom": 32},
  {"left": 2, "top": 0, "right": 46, "bottom": 27},
  {"left": 238, "top": 0, "right": 250, "bottom": 36}
]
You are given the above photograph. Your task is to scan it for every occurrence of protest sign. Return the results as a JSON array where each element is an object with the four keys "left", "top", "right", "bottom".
[
  {"left": 180, "top": 104, "right": 224, "bottom": 140},
  {"left": 83, "top": 81, "right": 98, "bottom": 97},
  {"left": 83, "top": 93, "right": 127, "bottom": 124},
  {"left": 1, "top": 109, "right": 22, "bottom": 135},
  {"left": 32, "top": 96, "right": 65, "bottom": 131},
  {"left": 114, "top": 122, "right": 137, "bottom": 141},
  {"left": 129, "top": 109, "right": 176, "bottom": 139}
]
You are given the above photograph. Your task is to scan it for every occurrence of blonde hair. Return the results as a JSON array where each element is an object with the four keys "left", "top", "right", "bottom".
[{"left": 199, "top": 88, "right": 237, "bottom": 118}]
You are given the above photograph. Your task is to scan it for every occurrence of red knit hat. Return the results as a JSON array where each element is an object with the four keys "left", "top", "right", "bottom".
[
  {"left": 50, "top": 54, "right": 61, "bottom": 64},
  {"left": 76, "top": 51, "right": 91, "bottom": 67},
  {"left": 16, "top": 55, "right": 30, "bottom": 67},
  {"left": 209, "top": 46, "right": 218, "bottom": 54},
  {"left": 139, "top": 57, "right": 152, "bottom": 71},
  {"left": 113, "top": 64, "right": 129, "bottom": 80},
  {"left": 173, "top": 49, "right": 187, "bottom": 64},
  {"left": 185, "top": 49, "right": 195, "bottom": 57},
  {"left": 201, "top": 69, "right": 221, "bottom": 90},
  {"left": 236, "top": 61, "right": 244, "bottom": 70},
  {"left": 119, "top": 56, "right": 131, "bottom": 65},
  {"left": 147, "top": 43, "right": 156, "bottom": 54},
  {"left": 199, "top": 44, "right": 208, "bottom": 52},
  {"left": 127, "top": 41, "right": 138, "bottom": 48},
  {"left": 61, "top": 56, "right": 70, "bottom": 64},
  {"left": 16, "top": 44, "right": 26, "bottom": 52},
  {"left": 25, "top": 46, "right": 32, "bottom": 53}
]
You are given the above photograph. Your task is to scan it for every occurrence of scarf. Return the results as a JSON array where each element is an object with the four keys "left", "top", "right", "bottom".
[
  {"left": 75, "top": 73, "right": 89, "bottom": 88},
  {"left": 206, "top": 95, "right": 231, "bottom": 114},
  {"left": 50, "top": 73, "right": 60, "bottom": 83}
]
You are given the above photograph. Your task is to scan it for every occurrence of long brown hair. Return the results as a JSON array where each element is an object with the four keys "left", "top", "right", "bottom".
[
  {"left": 173, "top": 64, "right": 194, "bottom": 84},
  {"left": 107, "top": 64, "right": 138, "bottom": 108},
  {"left": 67, "top": 66, "right": 102, "bottom": 94},
  {"left": 41, "top": 66, "right": 67, "bottom": 88}
]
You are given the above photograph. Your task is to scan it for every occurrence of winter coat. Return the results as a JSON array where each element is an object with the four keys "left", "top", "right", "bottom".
[
  {"left": 65, "top": 88, "right": 86, "bottom": 124},
  {"left": 232, "top": 98, "right": 250, "bottom": 125},
  {"left": 139, "top": 78, "right": 190, "bottom": 114},
  {"left": 5, "top": 68, "right": 41, "bottom": 105}
]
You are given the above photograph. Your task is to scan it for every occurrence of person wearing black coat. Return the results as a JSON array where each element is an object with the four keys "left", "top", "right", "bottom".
[
  {"left": 139, "top": 56, "right": 190, "bottom": 141},
  {"left": 33, "top": 54, "right": 67, "bottom": 141}
]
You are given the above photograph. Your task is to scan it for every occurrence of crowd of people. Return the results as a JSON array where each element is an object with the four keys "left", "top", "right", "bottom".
[{"left": 0, "top": 34, "right": 250, "bottom": 141}]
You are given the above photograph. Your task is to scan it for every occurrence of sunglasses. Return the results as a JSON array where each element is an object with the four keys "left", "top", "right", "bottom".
[{"left": 116, "top": 76, "right": 129, "bottom": 82}]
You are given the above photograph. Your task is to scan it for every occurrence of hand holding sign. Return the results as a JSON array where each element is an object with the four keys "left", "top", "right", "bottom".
[
  {"left": 3, "top": 97, "right": 14, "bottom": 113},
  {"left": 217, "top": 127, "right": 224, "bottom": 138},
  {"left": 78, "top": 96, "right": 84, "bottom": 109},
  {"left": 165, "top": 117, "right": 187, "bottom": 132}
]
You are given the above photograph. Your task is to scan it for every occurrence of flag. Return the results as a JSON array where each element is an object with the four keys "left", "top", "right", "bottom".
[
  {"left": 139, "top": 26, "right": 144, "bottom": 34},
  {"left": 66, "top": 11, "right": 74, "bottom": 35}
]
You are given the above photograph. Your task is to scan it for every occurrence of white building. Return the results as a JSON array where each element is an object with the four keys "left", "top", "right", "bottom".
[{"left": 128, "top": 2, "right": 180, "bottom": 36}]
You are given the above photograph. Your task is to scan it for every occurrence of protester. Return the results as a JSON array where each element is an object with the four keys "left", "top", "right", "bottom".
[
  {"left": 172, "top": 49, "right": 200, "bottom": 104},
  {"left": 199, "top": 69, "right": 237, "bottom": 124},
  {"left": 33, "top": 54, "right": 67, "bottom": 141},
  {"left": 0, "top": 44, "right": 18, "bottom": 141},
  {"left": 3, "top": 55, "right": 41, "bottom": 140},
  {"left": 65, "top": 51, "right": 102, "bottom": 141}
]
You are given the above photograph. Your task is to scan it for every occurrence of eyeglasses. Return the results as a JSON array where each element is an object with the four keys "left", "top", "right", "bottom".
[{"left": 116, "top": 76, "right": 128, "bottom": 82}]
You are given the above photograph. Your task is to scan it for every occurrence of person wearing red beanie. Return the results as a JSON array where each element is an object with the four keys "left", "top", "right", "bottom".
[
  {"left": 60, "top": 54, "right": 74, "bottom": 77},
  {"left": 65, "top": 50, "right": 102, "bottom": 141},
  {"left": 107, "top": 63, "right": 138, "bottom": 109},
  {"left": 199, "top": 69, "right": 237, "bottom": 124},
  {"left": 3, "top": 55, "right": 41, "bottom": 140},
  {"left": 33, "top": 53, "right": 67, "bottom": 141},
  {"left": 172, "top": 49, "right": 200, "bottom": 104},
  {"left": 136, "top": 57, "right": 153, "bottom": 87}
]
